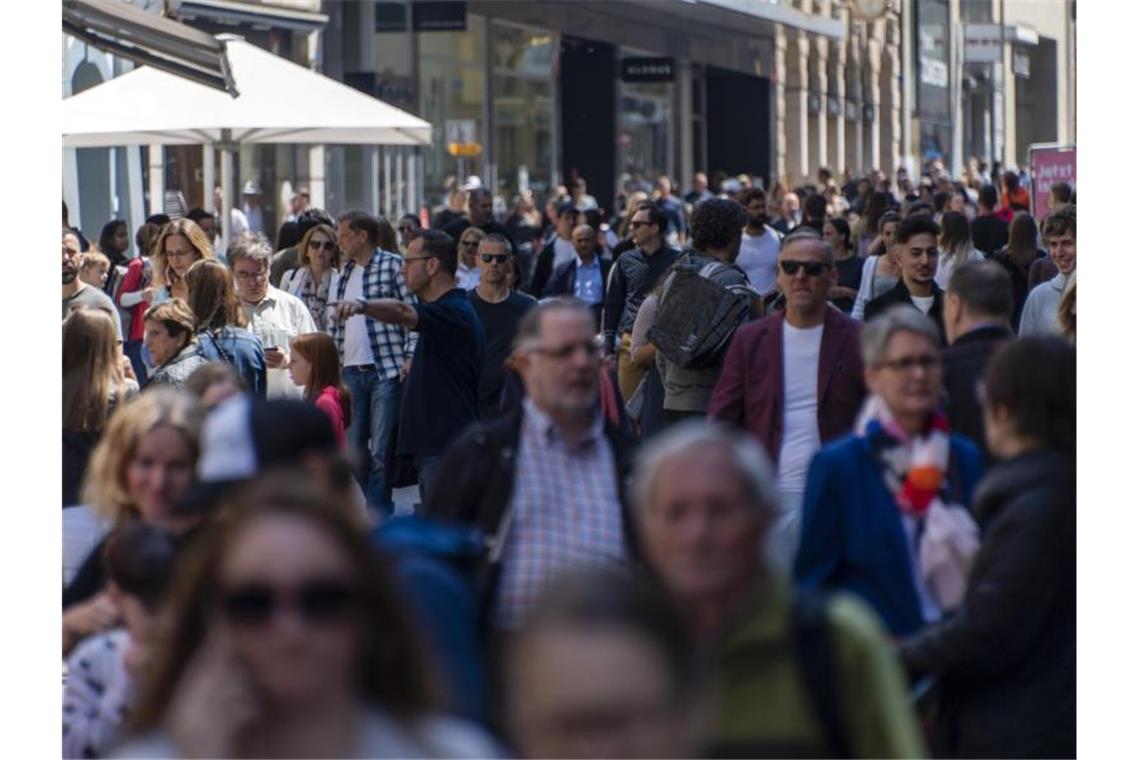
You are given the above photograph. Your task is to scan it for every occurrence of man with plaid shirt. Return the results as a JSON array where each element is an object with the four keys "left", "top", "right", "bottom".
[{"left": 330, "top": 210, "right": 417, "bottom": 515}]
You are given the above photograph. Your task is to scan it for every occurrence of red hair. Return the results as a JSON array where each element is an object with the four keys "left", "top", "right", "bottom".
[{"left": 290, "top": 332, "right": 351, "bottom": 427}]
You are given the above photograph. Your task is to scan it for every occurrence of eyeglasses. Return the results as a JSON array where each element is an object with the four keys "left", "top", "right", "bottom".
[
  {"left": 308, "top": 239, "right": 336, "bottom": 251},
  {"left": 779, "top": 260, "right": 831, "bottom": 277},
  {"left": 461, "top": 240, "right": 481, "bottom": 248},
  {"left": 221, "top": 578, "right": 357, "bottom": 627},
  {"left": 234, "top": 270, "right": 268, "bottom": 281},
  {"left": 481, "top": 253, "right": 509, "bottom": 263},
  {"left": 879, "top": 354, "right": 940, "bottom": 372},
  {"left": 531, "top": 337, "right": 603, "bottom": 360},
  {"left": 398, "top": 225, "right": 415, "bottom": 233}
]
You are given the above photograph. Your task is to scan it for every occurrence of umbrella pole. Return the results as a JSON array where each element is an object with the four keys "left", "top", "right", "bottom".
[{"left": 221, "top": 145, "right": 233, "bottom": 253}]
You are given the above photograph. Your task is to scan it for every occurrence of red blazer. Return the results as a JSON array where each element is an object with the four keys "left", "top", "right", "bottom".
[{"left": 708, "top": 307, "right": 866, "bottom": 463}]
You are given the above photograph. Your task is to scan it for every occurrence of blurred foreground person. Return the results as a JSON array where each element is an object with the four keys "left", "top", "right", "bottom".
[
  {"left": 64, "top": 390, "right": 203, "bottom": 655},
  {"left": 795, "top": 308, "right": 984, "bottom": 637},
  {"left": 64, "top": 523, "right": 179, "bottom": 759},
  {"left": 183, "top": 362, "right": 245, "bottom": 411},
  {"left": 504, "top": 570, "right": 708, "bottom": 758},
  {"left": 634, "top": 422, "right": 924, "bottom": 757},
  {"left": 117, "top": 478, "right": 500, "bottom": 758},
  {"left": 901, "top": 338, "right": 1076, "bottom": 758}
]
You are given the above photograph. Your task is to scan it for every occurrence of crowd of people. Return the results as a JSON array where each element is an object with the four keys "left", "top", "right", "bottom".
[{"left": 60, "top": 157, "right": 1075, "bottom": 758}]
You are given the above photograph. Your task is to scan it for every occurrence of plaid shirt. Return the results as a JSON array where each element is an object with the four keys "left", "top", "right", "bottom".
[
  {"left": 494, "top": 400, "right": 628, "bottom": 629},
  {"left": 328, "top": 249, "right": 418, "bottom": 380}
]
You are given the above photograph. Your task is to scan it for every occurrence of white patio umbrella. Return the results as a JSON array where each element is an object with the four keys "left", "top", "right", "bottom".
[{"left": 63, "top": 35, "right": 432, "bottom": 245}]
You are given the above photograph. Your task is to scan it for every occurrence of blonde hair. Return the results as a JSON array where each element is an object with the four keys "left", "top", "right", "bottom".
[
  {"left": 298, "top": 223, "right": 340, "bottom": 271},
  {"left": 153, "top": 219, "right": 216, "bottom": 290},
  {"left": 62, "top": 307, "right": 125, "bottom": 432},
  {"left": 80, "top": 250, "right": 110, "bottom": 271},
  {"left": 459, "top": 226, "right": 487, "bottom": 246},
  {"left": 82, "top": 388, "right": 204, "bottom": 524}
]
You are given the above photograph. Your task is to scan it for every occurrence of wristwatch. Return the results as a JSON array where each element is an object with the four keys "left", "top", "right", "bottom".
[{"left": 355, "top": 297, "right": 367, "bottom": 313}]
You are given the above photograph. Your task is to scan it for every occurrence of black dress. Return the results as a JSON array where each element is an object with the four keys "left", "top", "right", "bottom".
[{"left": 831, "top": 255, "right": 865, "bottom": 313}]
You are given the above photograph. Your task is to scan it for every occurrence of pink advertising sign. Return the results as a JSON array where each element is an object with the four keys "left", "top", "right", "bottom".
[{"left": 1030, "top": 144, "right": 1076, "bottom": 220}]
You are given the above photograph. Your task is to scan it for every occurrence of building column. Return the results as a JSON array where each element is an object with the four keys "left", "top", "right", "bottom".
[
  {"left": 678, "top": 58, "right": 694, "bottom": 192},
  {"left": 148, "top": 144, "right": 165, "bottom": 215},
  {"left": 845, "top": 23, "right": 863, "bottom": 176},
  {"left": 827, "top": 10, "right": 847, "bottom": 175},
  {"left": 808, "top": 31, "right": 829, "bottom": 179},
  {"left": 863, "top": 28, "right": 882, "bottom": 172},
  {"left": 773, "top": 25, "right": 788, "bottom": 184},
  {"left": 879, "top": 14, "right": 902, "bottom": 176},
  {"left": 785, "top": 30, "right": 810, "bottom": 186}
]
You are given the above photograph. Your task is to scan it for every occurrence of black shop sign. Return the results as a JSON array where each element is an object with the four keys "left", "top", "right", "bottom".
[{"left": 621, "top": 57, "right": 675, "bottom": 83}]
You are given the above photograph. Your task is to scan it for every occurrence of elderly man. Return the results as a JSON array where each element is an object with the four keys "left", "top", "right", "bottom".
[
  {"left": 543, "top": 223, "right": 612, "bottom": 330},
  {"left": 426, "top": 298, "right": 636, "bottom": 630},
  {"left": 633, "top": 422, "right": 925, "bottom": 757},
  {"left": 228, "top": 233, "right": 317, "bottom": 399},
  {"left": 709, "top": 230, "right": 865, "bottom": 570},
  {"left": 772, "top": 192, "right": 801, "bottom": 236}
]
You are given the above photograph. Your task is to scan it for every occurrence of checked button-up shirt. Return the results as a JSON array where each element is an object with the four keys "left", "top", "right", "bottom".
[
  {"left": 328, "top": 248, "right": 418, "bottom": 380},
  {"left": 494, "top": 400, "right": 629, "bottom": 629}
]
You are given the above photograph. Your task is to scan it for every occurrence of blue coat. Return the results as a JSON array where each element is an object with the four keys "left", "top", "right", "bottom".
[{"left": 794, "top": 432, "right": 984, "bottom": 637}]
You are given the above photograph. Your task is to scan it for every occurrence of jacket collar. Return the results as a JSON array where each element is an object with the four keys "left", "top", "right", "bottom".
[
  {"left": 953, "top": 323, "right": 1012, "bottom": 346},
  {"left": 972, "top": 447, "right": 1074, "bottom": 522}
]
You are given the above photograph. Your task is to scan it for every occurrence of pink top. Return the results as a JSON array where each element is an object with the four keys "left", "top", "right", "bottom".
[{"left": 314, "top": 386, "right": 347, "bottom": 448}]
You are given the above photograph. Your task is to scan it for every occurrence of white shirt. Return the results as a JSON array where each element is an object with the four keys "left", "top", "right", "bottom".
[
  {"left": 911, "top": 294, "right": 936, "bottom": 314},
  {"left": 737, "top": 226, "right": 782, "bottom": 294},
  {"left": 456, "top": 262, "right": 481, "bottom": 290},
  {"left": 341, "top": 264, "right": 374, "bottom": 367},
  {"left": 772, "top": 321, "right": 825, "bottom": 572},
  {"left": 933, "top": 248, "right": 985, "bottom": 290},
  {"left": 552, "top": 236, "right": 577, "bottom": 270},
  {"left": 242, "top": 285, "right": 318, "bottom": 399}
]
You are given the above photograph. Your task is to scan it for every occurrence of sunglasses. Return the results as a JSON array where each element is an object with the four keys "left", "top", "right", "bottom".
[
  {"left": 398, "top": 225, "right": 415, "bottom": 233},
  {"left": 481, "top": 253, "right": 509, "bottom": 263},
  {"left": 779, "top": 260, "right": 831, "bottom": 277},
  {"left": 308, "top": 239, "right": 336, "bottom": 251},
  {"left": 221, "top": 578, "right": 357, "bottom": 627},
  {"left": 461, "top": 240, "right": 481, "bottom": 248},
  {"left": 879, "top": 354, "right": 940, "bottom": 372}
]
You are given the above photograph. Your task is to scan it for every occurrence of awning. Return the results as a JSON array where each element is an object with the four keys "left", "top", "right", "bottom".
[
  {"left": 63, "top": 0, "right": 236, "bottom": 95},
  {"left": 173, "top": 0, "right": 329, "bottom": 32}
]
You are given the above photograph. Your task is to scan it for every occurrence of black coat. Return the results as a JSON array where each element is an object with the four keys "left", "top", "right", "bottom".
[
  {"left": 864, "top": 279, "right": 948, "bottom": 345},
  {"left": 423, "top": 406, "right": 641, "bottom": 587},
  {"left": 941, "top": 325, "right": 1012, "bottom": 460},
  {"left": 900, "top": 448, "right": 1076, "bottom": 759},
  {"left": 542, "top": 256, "right": 612, "bottom": 329}
]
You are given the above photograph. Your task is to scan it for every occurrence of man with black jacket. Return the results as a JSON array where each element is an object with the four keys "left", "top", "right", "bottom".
[
  {"left": 425, "top": 299, "right": 637, "bottom": 630},
  {"left": 542, "top": 224, "right": 612, "bottom": 330},
  {"left": 941, "top": 261, "right": 1013, "bottom": 459},
  {"left": 865, "top": 214, "right": 948, "bottom": 344}
]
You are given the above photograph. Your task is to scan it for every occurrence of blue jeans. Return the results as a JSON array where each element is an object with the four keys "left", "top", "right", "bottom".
[{"left": 344, "top": 366, "right": 399, "bottom": 516}]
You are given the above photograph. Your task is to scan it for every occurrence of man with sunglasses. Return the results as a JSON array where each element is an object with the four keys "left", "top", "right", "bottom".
[
  {"left": 864, "top": 214, "right": 948, "bottom": 345},
  {"left": 602, "top": 202, "right": 682, "bottom": 401},
  {"left": 334, "top": 229, "right": 484, "bottom": 505},
  {"left": 709, "top": 230, "right": 866, "bottom": 571},
  {"left": 470, "top": 234, "right": 536, "bottom": 420},
  {"left": 426, "top": 299, "right": 635, "bottom": 630}
]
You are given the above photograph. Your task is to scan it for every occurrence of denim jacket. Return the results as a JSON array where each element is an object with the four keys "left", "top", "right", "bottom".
[{"left": 196, "top": 326, "right": 267, "bottom": 398}]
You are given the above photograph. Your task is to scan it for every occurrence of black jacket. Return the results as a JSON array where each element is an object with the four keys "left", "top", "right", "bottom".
[
  {"left": 941, "top": 325, "right": 1012, "bottom": 460},
  {"left": 864, "top": 279, "right": 948, "bottom": 345},
  {"left": 423, "top": 405, "right": 641, "bottom": 579},
  {"left": 542, "top": 256, "right": 612, "bottom": 329},
  {"left": 900, "top": 448, "right": 1076, "bottom": 759},
  {"left": 528, "top": 239, "right": 562, "bottom": 297}
]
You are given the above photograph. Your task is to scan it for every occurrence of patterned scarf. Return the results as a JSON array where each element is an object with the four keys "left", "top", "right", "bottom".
[
  {"left": 855, "top": 395, "right": 951, "bottom": 517},
  {"left": 289, "top": 267, "right": 334, "bottom": 330}
]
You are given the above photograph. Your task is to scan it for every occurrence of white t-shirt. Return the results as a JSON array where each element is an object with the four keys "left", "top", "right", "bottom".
[
  {"left": 911, "top": 294, "right": 936, "bottom": 314},
  {"left": 342, "top": 264, "right": 373, "bottom": 367},
  {"left": 737, "top": 227, "right": 782, "bottom": 294},
  {"left": 771, "top": 321, "right": 825, "bottom": 572}
]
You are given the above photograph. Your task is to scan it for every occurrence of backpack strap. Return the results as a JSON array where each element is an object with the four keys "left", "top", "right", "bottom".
[{"left": 792, "top": 591, "right": 853, "bottom": 759}]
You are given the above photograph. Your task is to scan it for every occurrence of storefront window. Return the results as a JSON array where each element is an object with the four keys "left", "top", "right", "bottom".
[
  {"left": 492, "top": 22, "right": 555, "bottom": 196},
  {"left": 618, "top": 79, "right": 673, "bottom": 186},
  {"left": 419, "top": 14, "right": 487, "bottom": 201}
]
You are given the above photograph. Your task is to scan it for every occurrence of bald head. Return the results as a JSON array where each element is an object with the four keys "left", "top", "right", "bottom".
[{"left": 571, "top": 224, "right": 598, "bottom": 261}]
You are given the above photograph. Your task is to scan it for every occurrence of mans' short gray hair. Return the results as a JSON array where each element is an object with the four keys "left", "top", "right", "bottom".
[
  {"left": 226, "top": 232, "right": 273, "bottom": 269},
  {"left": 860, "top": 305, "right": 942, "bottom": 367},
  {"left": 780, "top": 228, "right": 834, "bottom": 264},
  {"left": 632, "top": 421, "right": 778, "bottom": 517},
  {"left": 479, "top": 233, "right": 512, "bottom": 255}
]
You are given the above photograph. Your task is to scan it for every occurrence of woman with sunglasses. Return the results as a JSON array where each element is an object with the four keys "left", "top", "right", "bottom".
[
  {"left": 397, "top": 214, "right": 422, "bottom": 254},
  {"left": 281, "top": 223, "right": 341, "bottom": 332},
  {"left": 794, "top": 307, "right": 984, "bottom": 638},
  {"left": 120, "top": 477, "right": 499, "bottom": 758},
  {"left": 455, "top": 226, "right": 485, "bottom": 290}
]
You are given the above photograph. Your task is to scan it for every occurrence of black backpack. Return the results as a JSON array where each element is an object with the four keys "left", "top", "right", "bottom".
[{"left": 647, "top": 260, "right": 753, "bottom": 369}]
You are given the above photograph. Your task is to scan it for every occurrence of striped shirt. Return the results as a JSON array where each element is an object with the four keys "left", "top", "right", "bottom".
[
  {"left": 602, "top": 245, "right": 681, "bottom": 352},
  {"left": 327, "top": 249, "right": 418, "bottom": 380},
  {"left": 494, "top": 400, "right": 628, "bottom": 629}
]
